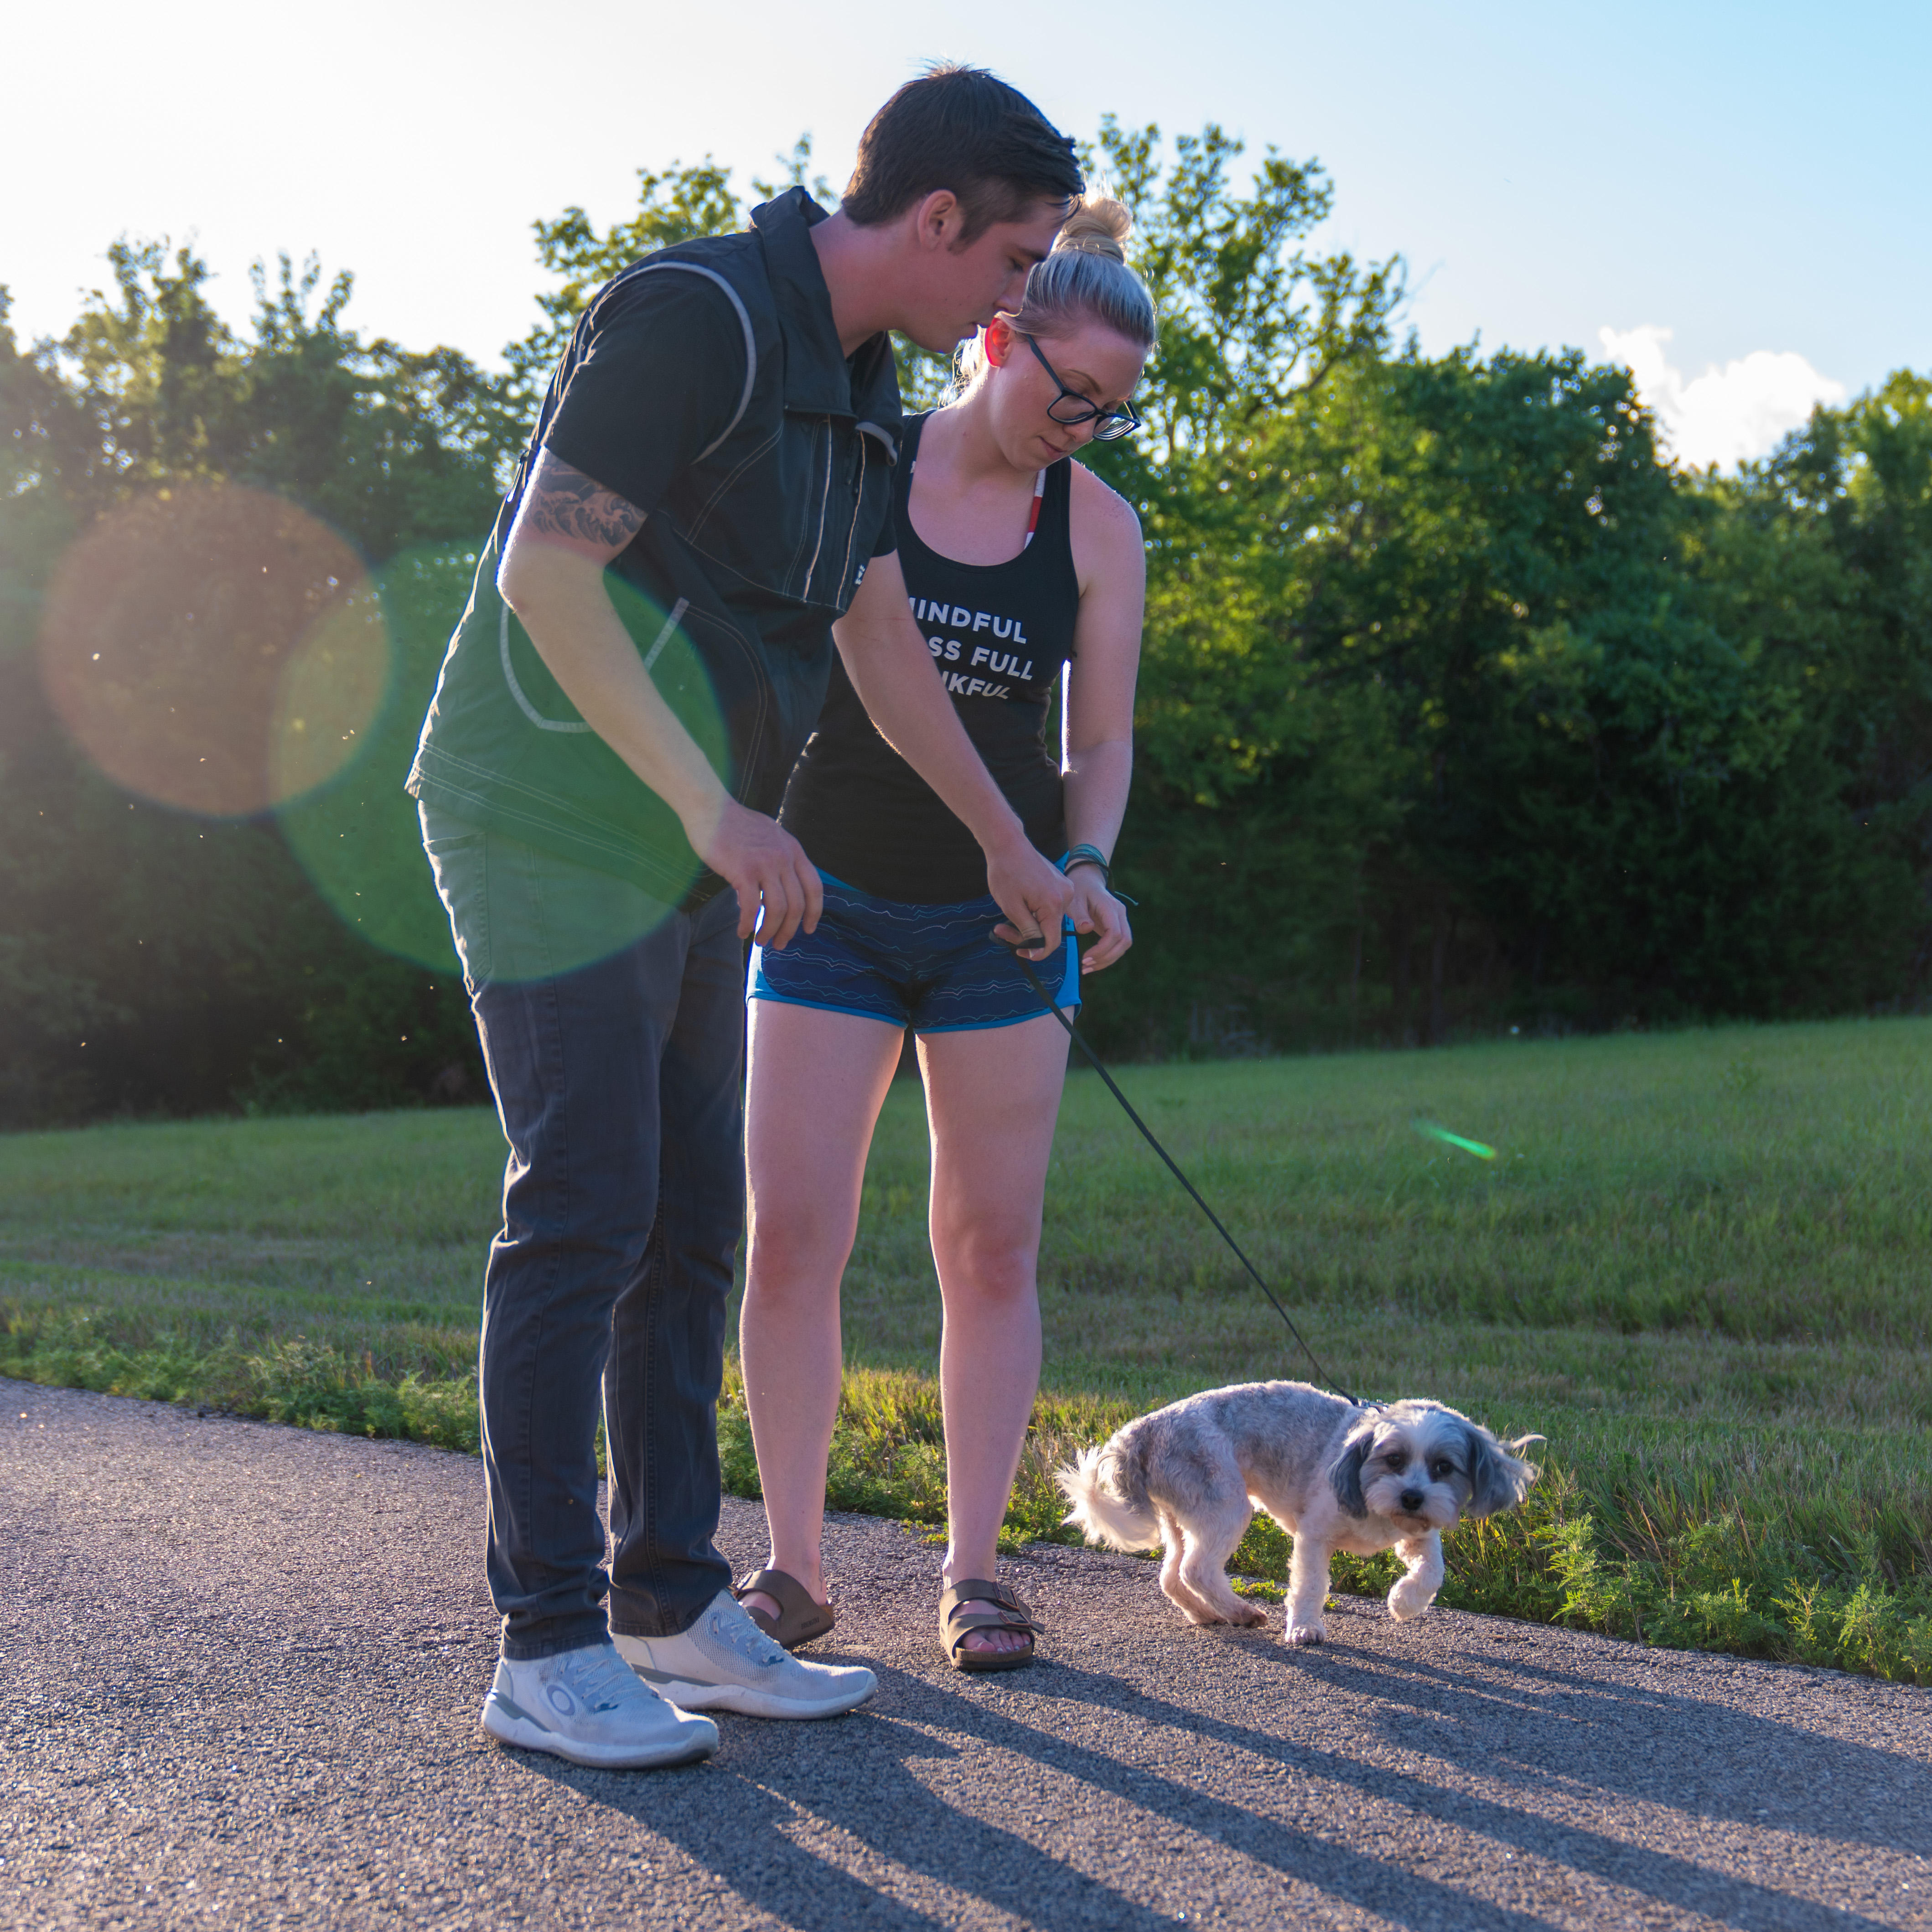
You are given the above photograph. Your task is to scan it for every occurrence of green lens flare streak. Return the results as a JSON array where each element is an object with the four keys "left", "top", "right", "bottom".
[{"left": 1412, "top": 1119, "right": 1497, "bottom": 1160}]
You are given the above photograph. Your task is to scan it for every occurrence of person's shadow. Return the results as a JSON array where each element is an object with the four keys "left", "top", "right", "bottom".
[{"left": 504, "top": 1626, "right": 1923, "bottom": 1931}]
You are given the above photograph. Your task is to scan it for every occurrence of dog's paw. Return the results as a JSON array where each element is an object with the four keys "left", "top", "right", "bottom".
[
  {"left": 1284, "top": 1620, "right": 1326, "bottom": 1647},
  {"left": 1230, "top": 1604, "right": 1269, "bottom": 1628},
  {"left": 1387, "top": 1580, "right": 1436, "bottom": 1622}
]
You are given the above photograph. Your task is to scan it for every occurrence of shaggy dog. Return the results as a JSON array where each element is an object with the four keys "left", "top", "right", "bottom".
[{"left": 1056, "top": 1381, "right": 1539, "bottom": 1644}]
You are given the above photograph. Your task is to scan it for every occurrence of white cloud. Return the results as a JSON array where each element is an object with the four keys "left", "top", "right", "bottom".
[{"left": 1598, "top": 325, "right": 1846, "bottom": 470}]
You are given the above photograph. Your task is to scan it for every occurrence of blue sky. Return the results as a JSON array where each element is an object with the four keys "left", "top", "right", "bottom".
[{"left": 6, "top": 0, "right": 1924, "bottom": 464}]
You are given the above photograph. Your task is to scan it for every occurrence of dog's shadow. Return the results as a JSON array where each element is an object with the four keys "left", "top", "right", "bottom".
[
  {"left": 1158, "top": 1590, "right": 1927, "bottom": 1847},
  {"left": 1299, "top": 1626, "right": 1929, "bottom": 1845},
  {"left": 1020, "top": 1615, "right": 1923, "bottom": 1932}
]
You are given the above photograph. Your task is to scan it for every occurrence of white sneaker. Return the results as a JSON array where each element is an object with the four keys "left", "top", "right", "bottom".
[
  {"left": 615, "top": 1590, "right": 876, "bottom": 1719},
  {"left": 480, "top": 1640, "right": 719, "bottom": 1768}
]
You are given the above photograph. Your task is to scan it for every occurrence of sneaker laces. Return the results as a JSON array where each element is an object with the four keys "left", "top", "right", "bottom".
[
  {"left": 707, "top": 1606, "right": 786, "bottom": 1670},
  {"left": 560, "top": 1645, "right": 651, "bottom": 1713}
]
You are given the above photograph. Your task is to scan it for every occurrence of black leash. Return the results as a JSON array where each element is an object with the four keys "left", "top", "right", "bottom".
[{"left": 1001, "top": 932, "right": 1361, "bottom": 1406}]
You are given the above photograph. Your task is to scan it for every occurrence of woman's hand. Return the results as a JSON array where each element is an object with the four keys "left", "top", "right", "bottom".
[{"left": 1066, "top": 865, "right": 1132, "bottom": 972}]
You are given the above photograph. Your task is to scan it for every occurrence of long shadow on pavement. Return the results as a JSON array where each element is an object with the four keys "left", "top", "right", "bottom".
[
  {"left": 507, "top": 1707, "right": 1179, "bottom": 1932},
  {"left": 492, "top": 1628, "right": 1916, "bottom": 1932},
  {"left": 1310, "top": 1642, "right": 1932, "bottom": 1852},
  {"left": 999, "top": 1636, "right": 1913, "bottom": 1932}
]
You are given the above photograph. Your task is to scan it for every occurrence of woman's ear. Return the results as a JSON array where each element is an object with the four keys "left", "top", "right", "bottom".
[{"left": 982, "top": 317, "right": 1013, "bottom": 368}]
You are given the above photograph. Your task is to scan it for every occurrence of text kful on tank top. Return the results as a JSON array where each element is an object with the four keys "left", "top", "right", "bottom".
[{"left": 910, "top": 597, "right": 1037, "bottom": 699}]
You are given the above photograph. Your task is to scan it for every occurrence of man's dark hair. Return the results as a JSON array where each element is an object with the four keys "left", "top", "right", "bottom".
[{"left": 842, "top": 64, "right": 1083, "bottom": 243}]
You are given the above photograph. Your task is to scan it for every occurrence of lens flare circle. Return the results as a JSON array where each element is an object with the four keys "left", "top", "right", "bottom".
[
  {"left": 277, "top": 545, "right": 477, "bottom": 974},
  {"left": 38, "top": 485, "right": 389, "bottom": 817},
  {"left": 275, "top": 546, "right": 732, "bottom": 976}
]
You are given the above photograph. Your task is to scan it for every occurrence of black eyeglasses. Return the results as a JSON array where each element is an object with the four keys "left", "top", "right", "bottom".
[{"left": 1022, "top": 335, "right": 1141, "bottom": 442}]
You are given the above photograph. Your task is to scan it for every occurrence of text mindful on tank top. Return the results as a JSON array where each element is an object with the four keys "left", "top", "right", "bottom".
[{"left": 910, "top": 598, "right": 1039, "bottom": 699}]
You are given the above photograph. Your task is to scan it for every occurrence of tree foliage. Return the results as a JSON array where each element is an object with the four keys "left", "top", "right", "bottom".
[
  {"left": 0, "top": 248, "right": 518, "bottom": 1124},
  {"left": 1064, "top": 135, "right": 1930, "bottom": 1051},
  {"left": 1, "top": 129, "right": 1929, "bottom": 1122}
]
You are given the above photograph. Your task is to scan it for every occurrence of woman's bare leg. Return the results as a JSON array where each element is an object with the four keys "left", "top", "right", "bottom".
[
  {"left": 739, "top": 998, "right": 903, "bottom": 1617},
  {"left": 919, "top": 1010, "right": 1070, "bottom": 1656}
]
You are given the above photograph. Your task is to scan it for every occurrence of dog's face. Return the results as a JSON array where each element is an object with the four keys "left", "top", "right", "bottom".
[{"left": 1327, "top": 1400, "right": 1538, "bottom": 1531}]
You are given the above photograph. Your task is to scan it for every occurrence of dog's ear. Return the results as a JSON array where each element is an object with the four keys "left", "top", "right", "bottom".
[
  {"left": 1462, "top": 1423, "right": 1540, "bottom": 1517},
  {"left": 1328, "top": 1427, "right": 1374, "bottom": 1518}
]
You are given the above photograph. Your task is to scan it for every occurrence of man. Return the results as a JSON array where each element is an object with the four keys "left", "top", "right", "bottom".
[{"left": 408, "top": 66, "right": 1083, "bottom": 1770}]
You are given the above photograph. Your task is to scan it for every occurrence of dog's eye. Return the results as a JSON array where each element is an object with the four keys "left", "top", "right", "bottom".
[
  {"left": 1430, "top": 1460, "right": 1455, "bottom": 1480},
  {"left": 1384, "top": 1452, "right": 1407, "bottom": 1472}
]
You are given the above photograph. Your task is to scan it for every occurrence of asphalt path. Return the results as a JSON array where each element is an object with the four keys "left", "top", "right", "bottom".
[{"left": 3, "top": 1377, "right": 1928, "bottom": 1931}]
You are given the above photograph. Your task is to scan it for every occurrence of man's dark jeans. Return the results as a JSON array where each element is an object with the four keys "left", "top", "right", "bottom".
[{"left": 421, "top": 804, "right": 738, "bottom": 1660}]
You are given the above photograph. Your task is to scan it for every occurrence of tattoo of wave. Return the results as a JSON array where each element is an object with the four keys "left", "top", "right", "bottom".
[{"left": 527, "top": 462, "right": 643, "bottom": 549}]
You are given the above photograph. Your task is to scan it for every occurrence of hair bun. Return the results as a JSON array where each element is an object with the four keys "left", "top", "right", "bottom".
[{"left": 1052, "top": 194, "right": 1131, "bottom": 264}]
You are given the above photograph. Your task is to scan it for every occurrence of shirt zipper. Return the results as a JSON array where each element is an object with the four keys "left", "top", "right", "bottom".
[
  {"left": 835, "top": 430, "right": 870, "bottom": 595},
  {"left": 802, "top": 416, "right": 833, "bottom": 599}
]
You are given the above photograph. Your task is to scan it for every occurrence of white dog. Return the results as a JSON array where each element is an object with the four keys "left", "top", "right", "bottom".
[{"left": 1056, "top": 1381, "right": 1539, "bottom": 1645}]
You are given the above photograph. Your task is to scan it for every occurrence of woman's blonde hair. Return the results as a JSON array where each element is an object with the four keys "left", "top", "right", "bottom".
[{"left": 954, "top": 194, "right": 1156, "bottom": 395}]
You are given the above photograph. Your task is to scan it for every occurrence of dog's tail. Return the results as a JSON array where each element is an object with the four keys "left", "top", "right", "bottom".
[{"left": 1054, "top": 1440, "right": 1162, "bottom": 1552}]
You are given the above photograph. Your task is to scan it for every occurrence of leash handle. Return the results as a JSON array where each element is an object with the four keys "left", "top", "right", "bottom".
[{"left": 1000, "top": 933, "right": 1359, "bottom": 1405}]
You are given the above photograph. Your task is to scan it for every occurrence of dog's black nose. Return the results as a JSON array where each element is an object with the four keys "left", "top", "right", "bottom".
[{"left": 1399, "top": 1490, "right": 1424, "bottom": 1512}]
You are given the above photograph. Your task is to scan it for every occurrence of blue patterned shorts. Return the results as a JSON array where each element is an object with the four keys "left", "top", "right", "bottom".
[{"left": 748, "top": 871, "right": 1080, "bottom": 1033}]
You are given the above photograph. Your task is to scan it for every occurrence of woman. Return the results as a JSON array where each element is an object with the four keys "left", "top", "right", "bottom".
[{"left": 737, "top": 200, "right": 1154, "bottom": 1670}]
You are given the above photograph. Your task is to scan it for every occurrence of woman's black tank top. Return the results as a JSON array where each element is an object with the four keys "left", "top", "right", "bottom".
[{"left": 778, "top": 410, "right": 1082, "bottom": 903}]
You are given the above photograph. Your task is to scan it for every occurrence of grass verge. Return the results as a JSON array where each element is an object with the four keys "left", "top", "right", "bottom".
[{"left": 3, "top": 1018, "right": 1929, "bottom": 1682}]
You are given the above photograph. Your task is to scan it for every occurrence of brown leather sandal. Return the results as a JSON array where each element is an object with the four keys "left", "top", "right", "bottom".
[
  {"left": 732, "top": 1567, "right": 837, "bottom": 1651},
  {"left": 939, "top": 1578, "right": 1042, "bottom": 1673}
]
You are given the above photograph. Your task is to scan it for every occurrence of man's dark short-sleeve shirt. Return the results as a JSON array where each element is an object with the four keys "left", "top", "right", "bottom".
[
  {"left": 407, "top": 189, "right": 902, "bottom": 902},
  {"left": 540, "top": 277, "right": 895, "bottom": 566},
  {"left": 542, "top": 275, "right": 744, "bottom": 526}
]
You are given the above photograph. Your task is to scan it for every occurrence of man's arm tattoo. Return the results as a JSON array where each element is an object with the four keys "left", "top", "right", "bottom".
[{"left": 524, "top": 454, "right": 645, "bottom": 552}]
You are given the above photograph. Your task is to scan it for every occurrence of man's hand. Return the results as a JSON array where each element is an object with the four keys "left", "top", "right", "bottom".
[
  {"left": 986, "top": 838, "right": 1074, "bottom": 960},
  {"left": 692, "top": 799, "right": 823, "bottom": 948}
]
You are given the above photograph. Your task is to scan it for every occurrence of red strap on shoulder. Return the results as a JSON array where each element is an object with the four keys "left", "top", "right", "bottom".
[{"left": 1020, "top": 469, "right": 1046, "bottom": 549}]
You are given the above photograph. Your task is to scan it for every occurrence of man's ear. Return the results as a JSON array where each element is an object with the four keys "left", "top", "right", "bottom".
[
  {"left": 982, "top": 317, "right": 1013, "bottom": 367},
  {"left": 913, "top": 188, "right": 961, "bottom": 251}
]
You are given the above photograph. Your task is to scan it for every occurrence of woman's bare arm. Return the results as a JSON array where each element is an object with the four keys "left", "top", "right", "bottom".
[{"left": 1061, "top": 465, "right": 1146, "bottom": 973}]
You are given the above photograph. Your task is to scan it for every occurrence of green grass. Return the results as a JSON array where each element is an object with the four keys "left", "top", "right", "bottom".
[{"left": 4, "top": 1017, "right": 1930, "bottom": 1682}]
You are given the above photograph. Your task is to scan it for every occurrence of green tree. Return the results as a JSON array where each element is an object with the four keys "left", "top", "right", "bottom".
[
  {"left": 0, "top": 243, "right": 518, "bottom": 1125},
  {"left": 1065, "top": 122, "right": 1407, "bottom": 1049},
  {"left": 1374, "top": 348, "right": 1907, "bottom": 1025},
  {"left": 31, "top": 239, "right": 516, "bottom": 553},
  {"left": 1093, "top": 116, "right": 1403, "bottom": 465},
  {"left": 1091, "top": 280, "right": 1923, "bottom": 1047},
  {"left": 5, "top": 130, "right": 1930, "bottom": 1121},
  {"left": 1699, "top": 371, "right": 1932, "bottom": 834}
]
